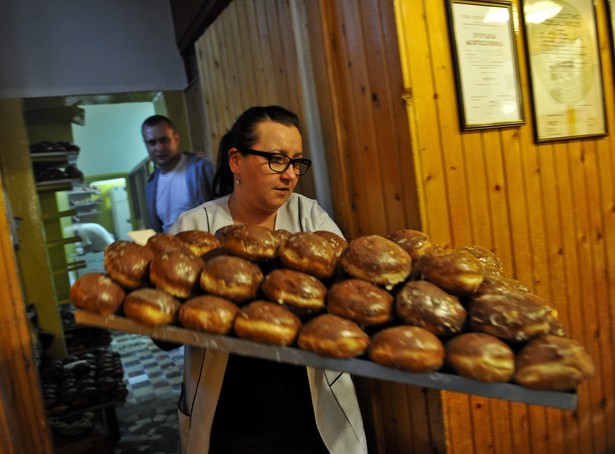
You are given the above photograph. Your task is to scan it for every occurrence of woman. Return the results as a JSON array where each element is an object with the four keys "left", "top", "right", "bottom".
[{"left": 170, "top": 106, "right": 368, "bottom": 453}]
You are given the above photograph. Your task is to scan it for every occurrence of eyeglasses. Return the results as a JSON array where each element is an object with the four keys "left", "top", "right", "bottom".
[{"left": 237, "top": 148, "right": 312, "bottom": 176}]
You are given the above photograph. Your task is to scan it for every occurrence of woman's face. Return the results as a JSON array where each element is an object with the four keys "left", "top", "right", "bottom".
[{"left": 230, "top": 120, "right": 303, "bottom": 214}]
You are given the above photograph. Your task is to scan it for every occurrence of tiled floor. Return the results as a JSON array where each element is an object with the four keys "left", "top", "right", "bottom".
[{"left": 111, "top": 332, "right": 184, "bottom": 453}]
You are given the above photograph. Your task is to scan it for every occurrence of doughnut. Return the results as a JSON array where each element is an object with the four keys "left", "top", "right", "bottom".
[
  {"left": 462, "top": 245, "right": 504, "bottom": 277},
  {"left": 297, "top": 314, "right": 369, "bottom": 358},
  {"left": 313, "top": 230, "right": 348, "bottom": 257},
  {"left": 278, "top": 232, "right": 337, "bottom": 279},
  {"left": 445, "top": 332, "right": 515, "bottom": 382},
  {"left": 69, "top": 272, "right": 125, "bottom": 315},
  {"left": 123, "top": 288, "right": 181, "bottom": 326},
  {"left": 514, "top": 335, "right": 594, "bottom": 391},
  {"left": 368, "top": 325, "right": 444, "bottom": 373},
  {"left": 261, "top": 268, "right": 327, "bottom": 313},
  {"left": 146, "top": 232, "right": 190, "bottom": 255},
  {"left": 179, "top": 295, "right": 239, "bottom": 334},
  {"left": 200, "top": 254, "right": 263, "bottom": 303},
  {"left": 339, "top": 235, "right": 412, "bottom": 288},
  {"left": 233, "top": 300, "right": 302, "bottom": 345},
  {"left": 468, "top": 291, "right": 559, "bottom": 343},
  {"left": 104, "top": 240, "right": 155, "bottom": 289},
  {"left": 395, "top": 280, "right": 466, "bottom": 337},
  {"left": 273, "top": 228, "right": 292, "bottom": 245},
  {"left": 175, "top": 230, "right": 221, "bottom": 257},
  {"left": 326, "top": 279, "right": 393, "bottom": 327},
  {"left": 216, "top": 224, "right": 279, "bottom": 261},
  {"left": 474, "top": 274, "right": 530, "bottom": 296},
  {"left": 150, "top": 250, "right": 204, "bottom": 299},
  {"left": 414, "top": 249, "right": 484, "bottom": 296},
  {"left": 387, "top": 229, "right": 433, "bottom": 261}
]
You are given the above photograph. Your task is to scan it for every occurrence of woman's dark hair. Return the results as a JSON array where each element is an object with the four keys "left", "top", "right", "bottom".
[{"left": 212, "top": 105, "right": 302, "bottom": 196}]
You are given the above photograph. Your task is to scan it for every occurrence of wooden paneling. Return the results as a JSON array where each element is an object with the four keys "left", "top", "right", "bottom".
[
  {"left": 0, "top": 99, "right": 52, "bottom": 453},
  {"left": 195, "top": 0, "right": 316, "bottom": 198},
  {"left": 395, "top": 0, "right": 615, "bottom": 453}
]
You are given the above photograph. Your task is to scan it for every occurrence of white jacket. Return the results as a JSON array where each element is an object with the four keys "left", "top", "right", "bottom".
[{"left": 170, "top": 193, "right": 368, "bottom": 454}]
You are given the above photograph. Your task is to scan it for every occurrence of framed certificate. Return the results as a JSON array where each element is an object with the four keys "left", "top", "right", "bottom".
[
  {"left": 521, "top": 0, "right": 606, "bottom": 142},
  {"left": 446, "top": 0, "right": 524, "bottom": 130}
]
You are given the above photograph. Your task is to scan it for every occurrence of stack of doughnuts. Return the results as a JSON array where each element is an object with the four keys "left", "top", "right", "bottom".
[{"left": 70, "top": 227, "right": 593, "bottom": 392}]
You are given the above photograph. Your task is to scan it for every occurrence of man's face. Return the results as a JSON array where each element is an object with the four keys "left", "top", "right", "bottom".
[{"left": 143, "top": 123, "right": 181, "bottom": 171}]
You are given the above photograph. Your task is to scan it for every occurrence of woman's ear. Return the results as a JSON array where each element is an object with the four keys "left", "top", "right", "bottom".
[{"left": 228, "top": 148, "right": 240, "bottom": 173}]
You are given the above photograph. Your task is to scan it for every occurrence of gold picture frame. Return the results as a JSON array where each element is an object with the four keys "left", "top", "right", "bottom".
[{"left": 521, "top": 0, "right": 607, "bottom": 142}]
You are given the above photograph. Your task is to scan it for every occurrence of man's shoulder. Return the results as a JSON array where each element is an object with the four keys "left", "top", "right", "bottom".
[{"left": 183, "top": 152, "right": 213, "bottom": 164}]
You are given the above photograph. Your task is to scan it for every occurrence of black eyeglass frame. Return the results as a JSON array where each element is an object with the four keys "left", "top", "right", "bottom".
[{"left": 236, "top": 148, "right": 312, "bottom": 176}]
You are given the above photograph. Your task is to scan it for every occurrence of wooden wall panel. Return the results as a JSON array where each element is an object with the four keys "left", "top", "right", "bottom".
[
  {"left": 0, "top": 99, "right": 52, "bottom": 453},
  {"left": 395, "top": 0, "right": 615, "bottom": 453},
  {"left": 195, "top": 0, "right": 316, "bottom": 198}
]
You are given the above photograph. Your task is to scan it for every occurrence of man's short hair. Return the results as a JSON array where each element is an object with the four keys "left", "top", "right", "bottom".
[{"left": 141, "top": 115, "right": 175, "bottom": 134}]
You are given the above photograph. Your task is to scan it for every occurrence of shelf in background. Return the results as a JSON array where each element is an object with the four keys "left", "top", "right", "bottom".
[
  {"left": 75, "top": 309, "right": 578, "bottom": 411},
  {"left": 36, "top": 179, "right": 80, "bottom": 192},
  {"left": 30, "top": 151, "right": 79, "bottom": 164}
]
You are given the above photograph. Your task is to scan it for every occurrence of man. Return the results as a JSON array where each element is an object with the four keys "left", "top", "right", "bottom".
[{"left": 142, "top": 115, "right": 214, "bottom": 232}]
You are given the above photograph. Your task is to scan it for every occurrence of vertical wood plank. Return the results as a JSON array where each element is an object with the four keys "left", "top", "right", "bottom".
[{"left": 0, "top": 99, "right": 53, "bottom": 453}]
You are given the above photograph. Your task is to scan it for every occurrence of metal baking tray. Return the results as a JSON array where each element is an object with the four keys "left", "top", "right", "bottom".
[{"left": 74, "top": 309, "right": 578, "bottom": 411}]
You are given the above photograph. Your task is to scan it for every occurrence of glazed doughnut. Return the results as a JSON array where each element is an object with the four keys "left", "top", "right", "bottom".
[
  {"left": 150, "top": 250, "right": 204, "bottom": 299},
  {"left": 313, "top": 230, "right": 348, "bottom": 258},
  {"left": 514, "top": 335, "right": 594, "bottom": 391},
  {"left": 297, "top": 314, "right": 369, "bottom": 358},
  {"left": 123, "top": 288, "right": 181, "bottom": 326},
  {"left": 462, "top": 245, "right": 504, "bottom": 277},
  {"left": 368, "top": 325, "right": 444, "bottom": 373},
  {"left": 339, "top": 235, "right": 412, "bottom": 288},
  {"left": 414, "top": 249, "right": 484, "bottom": 296},
  {"left": 70, "top": 272, "right": 125, "bottom": 315},
  {"left": 468, "top": 291, "right": 559, "bottom": 343},
  {"left": 261, "top": 268, "right": 327, "bottom": 313},
  {"left": 175, "top": 230, "right": 221, "bottom": 257},
  {"left": 200, "top": 254, "right": 263, "bottom": 303},
  {"left": 233, "top": 300, "right": 302, "bottom": 345},
  {"left": 278, "top": 232, "right": 337, "bottom": 279},
  {"left": 179, "top": 295, "right": 239, "bottom": 334},
  {"left": 216, "top": 224, "right": 279, "bottom": 261},
  {"left": 445, "top": 333, "right": 515, "bottom": 382},
  {"left": 387, "top": 229, "right": 433, "bottom": 261},
  {"left": 273, "top": 229, "right": 292, "bottom": 245},
  {"left": 474, "top": 274, "right": 530, "bottom": 296},
  {"left": 146, "top": 232, "right": 190, "bottom": 255},
  {"left": 104, "top": 240, "right": 155, "bottom": 289},
  {"left": 326, "top": 279, "right": 393, "bottom": 327},
  {"left": 395, "top": 280, "right": 466, "bottom": 337}
]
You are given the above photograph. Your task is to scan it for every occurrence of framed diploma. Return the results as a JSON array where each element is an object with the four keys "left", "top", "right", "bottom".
[
  {"left": 521, "top": 0, "right": 606, "bottom": 142},
  {"left": 446, "top": 0, "right": 524, "bottom": 130}
]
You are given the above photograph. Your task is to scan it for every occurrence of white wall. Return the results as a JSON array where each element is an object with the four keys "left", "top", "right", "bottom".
[
  {"left": 72, "top": 103, "right": 155, "bottom": 176},
  {"left": 0, "top": 0, "right": 186, "bottom": 99}
]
